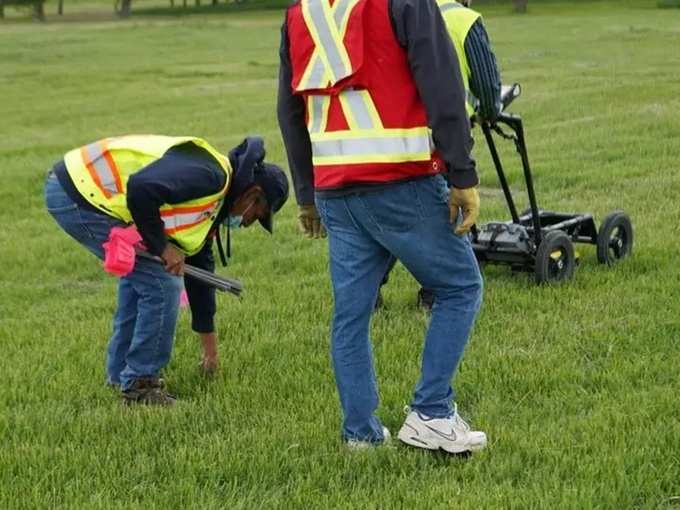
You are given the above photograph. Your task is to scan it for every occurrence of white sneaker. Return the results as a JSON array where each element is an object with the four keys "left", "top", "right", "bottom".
[
  {"left": 398, "top": 406, "right": 487, "bottom": 453},
  {"left": 346, "top": 427, "right": 391, "bottom": 450}
]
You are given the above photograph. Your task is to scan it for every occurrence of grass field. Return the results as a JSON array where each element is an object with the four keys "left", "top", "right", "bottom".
[{"left": 1, "top": 2, "right": 680, "bottom": 508}]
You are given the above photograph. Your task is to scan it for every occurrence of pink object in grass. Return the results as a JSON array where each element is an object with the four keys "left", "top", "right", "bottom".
[
  {"left": 102, "top": 226, "right": 143, "bottom": 277},
  {"left": 179, "top": 289, "right": 189, "bottom": 309}
]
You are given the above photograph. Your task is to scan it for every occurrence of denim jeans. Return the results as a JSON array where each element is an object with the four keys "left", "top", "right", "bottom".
[
  {"left": 315, "top": 175, "right": 483, "bottom": 443},
  {"left": 44, "top": 172, "right": 182, "bottom": 390}
]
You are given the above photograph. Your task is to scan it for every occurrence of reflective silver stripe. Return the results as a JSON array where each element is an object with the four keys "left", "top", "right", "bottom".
[
  {"left": 306, "top": 0, "right": 350, "bottom": 84},
  {"left": 162, "top": 208, "right": 214, "bottom": 232},
  {"left": 306, "top": 56, "right": 327, "bottom": 89},
  {"left": 309, "top": 95, "right": 327, "bottom": 133},
  {"left": 312, "top": 135, "right": 431, "bottom": 159},
  {"left": 439, "top": 1, "right": 462, "bottom": 12},
  {"left": 342, "top": 90, "right": 376, "bottom": 129},
  {"left": 332, "top": 0, "right": 352, "bottom": 27},
  {"left": 84, "top": 142, "right": 118, "bottom": 195}
]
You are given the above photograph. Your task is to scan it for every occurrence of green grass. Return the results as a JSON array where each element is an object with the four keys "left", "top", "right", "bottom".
[{"left": 1, "top": 2, "right": 680, "bottom": 508}]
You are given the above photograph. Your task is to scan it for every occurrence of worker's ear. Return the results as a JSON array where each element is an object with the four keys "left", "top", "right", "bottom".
[
  {"left": 243, "top": 184, "right": 265, "bottom": 203},
  {"left": 230, "top": 185, "right": 264, "bottom": 215}
]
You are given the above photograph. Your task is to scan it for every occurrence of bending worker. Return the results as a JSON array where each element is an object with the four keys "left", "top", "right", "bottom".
[
  {"left": 278, "top": 0, "right": 485, "bottom": 452},
  {"left": 45, "top": 135, "right": 288, "bottom": 406},
  {"left": 380, "top": 0, "right": 502, "bottom": 312}
]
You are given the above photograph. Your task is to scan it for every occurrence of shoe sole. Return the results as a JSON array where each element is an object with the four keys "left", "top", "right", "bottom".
[
  {"left": 397, "top": 430, "right": 486, "bottom": 454},
  {"left": 122, "top": 399, "right": 176, "bottom": 407}
]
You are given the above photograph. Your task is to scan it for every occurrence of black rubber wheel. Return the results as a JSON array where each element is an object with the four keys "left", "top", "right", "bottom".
[
  {"left": 597, "top": 211, "right": 633, "bottom": 266},
  {"left": 534, "top": 230, "right": 576, "bottom": 284}
]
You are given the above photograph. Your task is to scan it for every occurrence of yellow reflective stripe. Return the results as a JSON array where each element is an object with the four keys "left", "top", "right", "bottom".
[
  {"left": 310, "top": 129, "right": 432, "bottom": 165},
  {"left": 338, "top": 89, "right": 383, "bottom": 130},
  {"left": 310, "top": 127, "right": 430, "bottom": 141},
  {"left": 298, "top": 0, "right": 361, "bottom": 90},
  {"left": 314, "top": 153, "right": 432, "bottom": 165},
  {"left": 308, "top": 95, "right": 330, "bottom": 134}
]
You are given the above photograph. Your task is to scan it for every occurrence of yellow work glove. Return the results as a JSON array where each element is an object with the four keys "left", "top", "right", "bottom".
[
  {"left": 449, "top": 187, "right": 480, "bottom": 235},
  {"left": 298, "top": 204, "right": 327, "bottom": 239}
]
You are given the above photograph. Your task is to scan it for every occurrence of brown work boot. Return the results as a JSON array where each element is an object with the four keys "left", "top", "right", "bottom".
[{"left": 122, "top": 377, "right": 176, "bottom": 407}]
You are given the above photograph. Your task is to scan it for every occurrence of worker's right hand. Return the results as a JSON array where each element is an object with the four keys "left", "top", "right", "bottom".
[
  {"left": 298, "top": 204, "right": 327, "bottom": 239},
  {"left": 449, "top": 187, "right": 480, "bottom": 235},
  {"left": 161, "top": 244, "right": 185, "bottom": 276}
]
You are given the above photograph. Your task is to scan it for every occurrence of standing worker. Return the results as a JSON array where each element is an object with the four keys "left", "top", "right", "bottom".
[
  {"left": 380, "top": 0, "right": 503, "bottom": 311},
  {"left": 278, "top": 0, "right": 486, "bottom": 452},
  {"left": 45, "top": 135, "right": 288, "bottom": 405}
]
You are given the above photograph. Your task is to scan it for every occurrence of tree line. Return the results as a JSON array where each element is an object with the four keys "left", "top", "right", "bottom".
[{"left": 1, "top": 0, "right": 529, "bottom": 22}]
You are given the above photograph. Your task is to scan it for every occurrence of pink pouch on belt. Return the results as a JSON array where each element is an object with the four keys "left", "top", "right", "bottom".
[{"left": 102, "top": 226, "right": 144, "bottom": 277}]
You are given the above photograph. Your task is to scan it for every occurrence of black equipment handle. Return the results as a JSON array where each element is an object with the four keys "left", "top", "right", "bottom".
[
  {"left": 478, "top": 82, "right": 543, "bottom": 244},
  {"left": 135, "top": 250, "right": 243, "bottom": 297}
]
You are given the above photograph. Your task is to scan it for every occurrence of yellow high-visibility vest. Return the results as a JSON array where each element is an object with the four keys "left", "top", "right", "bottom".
[
  {"left": 436, "top": 0, "right": 481, "bottom": 116},
  {"left": 63, "top": 134, "right": 232, "bottom": 256}
]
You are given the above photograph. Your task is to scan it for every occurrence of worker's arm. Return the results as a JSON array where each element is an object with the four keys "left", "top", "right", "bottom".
[
  {"left": 389, "top": 0, "right": 478, "bottom": 189},
  {"left": 184, "top": 239, "right": 217, "bottom": 334},
  {"left": 185, "top": 239, "right": 219, "bottom": 370},
  {"left": 276, "top": 18, "right": 316, "bottom": 206},
  {"left": 126, "top": 143, "right": 227, "bottom": 256},
  {"left": 465, "top": 18, "right": 502, "bottom": 121}
]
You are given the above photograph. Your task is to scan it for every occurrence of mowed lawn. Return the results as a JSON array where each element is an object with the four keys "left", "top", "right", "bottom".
[{"left": 1, "top": 2, "right": 679, "bottom": 508}]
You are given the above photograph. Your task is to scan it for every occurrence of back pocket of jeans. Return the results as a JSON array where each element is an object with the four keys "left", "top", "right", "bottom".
[
  {"left": 417, "top": 176, "right": 450, "bottom": 218},
  {"left": 360, "top": 181, "right": 423, "bottom": 232}
]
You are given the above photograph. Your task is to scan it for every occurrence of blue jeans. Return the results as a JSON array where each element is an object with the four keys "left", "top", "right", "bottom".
[
  {"left": 315, "top": 175, "right": 483, "bottom": 443},
  {"left": 44, "top": 173, "right": 182, "bottom": 390}
]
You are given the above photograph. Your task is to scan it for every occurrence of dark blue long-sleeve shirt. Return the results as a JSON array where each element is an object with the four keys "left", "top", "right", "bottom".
[{"left": 277, "top": 0, "right": 478, "bottom": 206}]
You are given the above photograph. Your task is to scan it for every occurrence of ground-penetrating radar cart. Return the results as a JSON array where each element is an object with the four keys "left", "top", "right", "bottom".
[{"left": 471, "top": 84, "right": 633, "bottom": 284}]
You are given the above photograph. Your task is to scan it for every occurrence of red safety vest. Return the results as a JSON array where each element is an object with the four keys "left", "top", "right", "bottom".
[{"left": 287, "top": 0, "right": 444, "bottom": 189}]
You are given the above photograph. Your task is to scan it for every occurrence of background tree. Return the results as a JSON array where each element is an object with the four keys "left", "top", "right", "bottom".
[
  {"left": 116, "top": 0, "right": 131, "bottom": 17},
  {"left": 514, "top": 0, "right": 528, "bottom": 13}
]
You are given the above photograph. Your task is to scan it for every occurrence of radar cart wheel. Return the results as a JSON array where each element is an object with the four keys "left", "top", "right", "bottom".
[
  {"left": 597, "top": 211, "right": 633, "bottom": 266},
  {"left": 535, "top": 231, "right": 576, "bottom": 284}
]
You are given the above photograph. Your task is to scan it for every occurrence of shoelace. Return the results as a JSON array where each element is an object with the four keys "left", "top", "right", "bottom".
[
  {"left": 451, "top": 404, "right": 472, "bottom": 432},
  {"left": 404, "top": 403, "right": 471, "bottom": 429}
]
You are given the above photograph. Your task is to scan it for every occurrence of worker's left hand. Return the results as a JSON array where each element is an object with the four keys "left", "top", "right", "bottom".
[
  {"left": 298, "top": 204, "right": 327, "bottom": 239},
  {"left": 161, "top": 244, "right": 185, "bottom": 276},
  {"left": 449, "top": 187, "right": 480, "bottom": 235}
]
